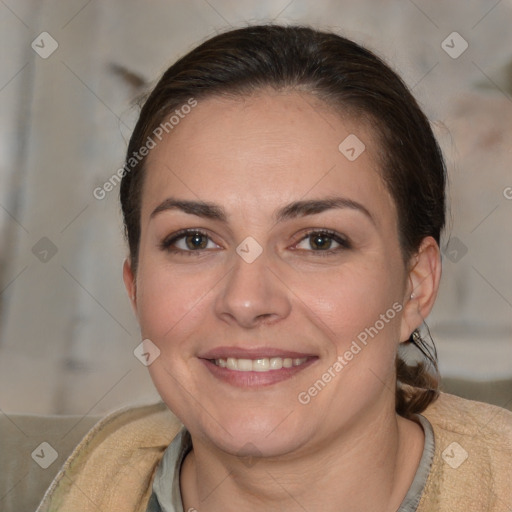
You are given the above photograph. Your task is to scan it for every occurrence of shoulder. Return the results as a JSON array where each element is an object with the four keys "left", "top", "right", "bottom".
[
  {"left": 37, "top": 401, "right": 183, "bottom": 512},
  {"left": 417, "top": 391, "right": 512, "bottom": 511},
  {"left": 422, "top": 390, "right": 512, "bottom": 446}
]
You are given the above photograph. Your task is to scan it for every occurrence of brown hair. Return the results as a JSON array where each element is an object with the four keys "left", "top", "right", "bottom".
[{"left": 120, "top": 24, "right": 444, "bottom": 418}]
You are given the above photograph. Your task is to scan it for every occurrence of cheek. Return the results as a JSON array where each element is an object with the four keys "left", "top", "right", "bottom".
[
  {"left": 136, "top": 261, "right": 214, "bottom": 347},
  {"left": 294, "top": 263, "right": 404, "bottom": 397},
  {"left": 297, "top": 260, "right": 402, "bottom": 342},
  {"left": 288, "top": 264, "right": 403, "bottom": 422}
]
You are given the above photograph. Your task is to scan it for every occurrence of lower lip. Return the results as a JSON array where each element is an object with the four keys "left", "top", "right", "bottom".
[{"left": 200, "top": 358, "right": 317, "bottom": 388}]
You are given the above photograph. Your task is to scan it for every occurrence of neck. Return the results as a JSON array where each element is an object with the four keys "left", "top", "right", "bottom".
[{"left": 180, "top": 403, "right": 425, "bottom": 512}]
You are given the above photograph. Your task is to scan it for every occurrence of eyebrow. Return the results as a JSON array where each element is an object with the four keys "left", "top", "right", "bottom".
[{"left": 150, "top": 196, "right": 375, "bottom": 225}]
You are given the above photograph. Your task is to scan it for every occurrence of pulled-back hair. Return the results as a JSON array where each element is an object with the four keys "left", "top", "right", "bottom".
[{"left": 120, "top": 24, "right": 445, "bottom": 418}]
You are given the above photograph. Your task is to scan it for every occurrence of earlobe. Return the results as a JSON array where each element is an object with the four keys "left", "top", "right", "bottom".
[
  {"left": 399, "top": 236, "right": 442, "bottom": 342},
  {"left": 122, "top": 258, "right": 138, "bottom": 318}
]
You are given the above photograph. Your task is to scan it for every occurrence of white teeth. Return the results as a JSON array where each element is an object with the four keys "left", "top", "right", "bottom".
[
  {"left": 214, "top": 356, "right": 308, "bottom": 372},
  {"left": 237, "top": 359, "right": 253, "bottom": 371},
  {"left": 283, "top": 358, "right": 293, "bottom": 368},
  {"left": 253, "top": 358, "right": 270, "bottom": 372},
  {"left": 269, "top": 357, "right": 283, "bottom": 370}
]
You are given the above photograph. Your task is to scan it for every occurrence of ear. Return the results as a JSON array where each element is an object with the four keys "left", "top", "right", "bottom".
[
  {"left": 399, "top": 236, "right": 442, "bottom": 342},
  {"left": 123, "top": 258, "right": 138, "bottom": 319}
]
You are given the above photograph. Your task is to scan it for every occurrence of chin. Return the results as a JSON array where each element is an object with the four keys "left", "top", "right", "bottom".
[{"left": 192, "top": 409, "right": 314, "bottom": 459}]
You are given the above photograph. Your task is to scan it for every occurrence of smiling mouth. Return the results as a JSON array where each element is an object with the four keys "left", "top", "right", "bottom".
[{"left": 212, "top": 356, "right": 309, "bottom": 372}]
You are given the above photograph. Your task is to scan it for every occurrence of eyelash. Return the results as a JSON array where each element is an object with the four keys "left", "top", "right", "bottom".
[
  {"left": 160, "top": 229, "right": 217, "bottom": 256},
  {"left": 293, "top": 229, "right": 351, "bottom": 256},
  {"left": 159, "top": 228, "right": 351, "bottom": 256}
]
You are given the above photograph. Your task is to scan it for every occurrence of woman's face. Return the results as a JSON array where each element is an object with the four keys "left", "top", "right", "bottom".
[{"left": 125, "top": 91, "right": 421, "bottom": 457}]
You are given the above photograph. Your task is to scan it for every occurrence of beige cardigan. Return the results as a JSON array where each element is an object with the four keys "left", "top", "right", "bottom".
[{"left": 36, "top": 392, "right": 512, "bottom": 511}]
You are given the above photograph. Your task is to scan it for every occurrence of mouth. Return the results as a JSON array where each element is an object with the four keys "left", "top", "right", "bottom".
[
  {"left": 199, "top": 347, "right": 317, "bottom": 387},
  {"left": 211, "top": 356, "right": 309, "bottom": 372}
]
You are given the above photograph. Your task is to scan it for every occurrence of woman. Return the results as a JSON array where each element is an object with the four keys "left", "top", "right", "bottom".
[{"left": 37, "top": 24, "right": 512, "bottom": 512}]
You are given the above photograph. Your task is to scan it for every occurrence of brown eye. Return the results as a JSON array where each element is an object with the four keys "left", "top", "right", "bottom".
[
  {"left": 184, "top": 232, "right": 208, "bottom": 250},
  {"left": 160, "top": 229, "right": 220, "bottom": 254},
  {"left": 309, "top": 233, "right": 334, "bottom": 250},
  {"left": 294, "top": 230, "right": 351, "bottom": 253}
]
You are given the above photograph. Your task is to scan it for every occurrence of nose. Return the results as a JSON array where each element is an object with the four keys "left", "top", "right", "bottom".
[{"left": 214, "top": 249, "right": 292, "bottom": 329}]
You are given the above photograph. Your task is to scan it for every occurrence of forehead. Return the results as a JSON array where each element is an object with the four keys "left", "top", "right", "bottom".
[{"left": 141, "top": 91, "right": 395, "bottom": 227}]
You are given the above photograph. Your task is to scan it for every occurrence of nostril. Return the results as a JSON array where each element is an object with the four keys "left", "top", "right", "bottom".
[{"left": 255, "top": 313, "right": 278, "bottom": 324}]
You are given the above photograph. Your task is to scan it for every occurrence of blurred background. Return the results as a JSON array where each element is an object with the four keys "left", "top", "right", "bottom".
[{"left": 0, "top": 0, "right": 511, "bottom": 417}]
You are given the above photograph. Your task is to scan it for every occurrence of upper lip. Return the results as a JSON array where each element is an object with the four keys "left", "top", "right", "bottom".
[{"left": 199, "top": 346, "right": 316, "bottom": 360}]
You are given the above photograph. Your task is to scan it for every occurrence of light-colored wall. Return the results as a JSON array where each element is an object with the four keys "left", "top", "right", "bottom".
[{"left": 1, "top": 0, "right": 511, "bottom": 414}]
